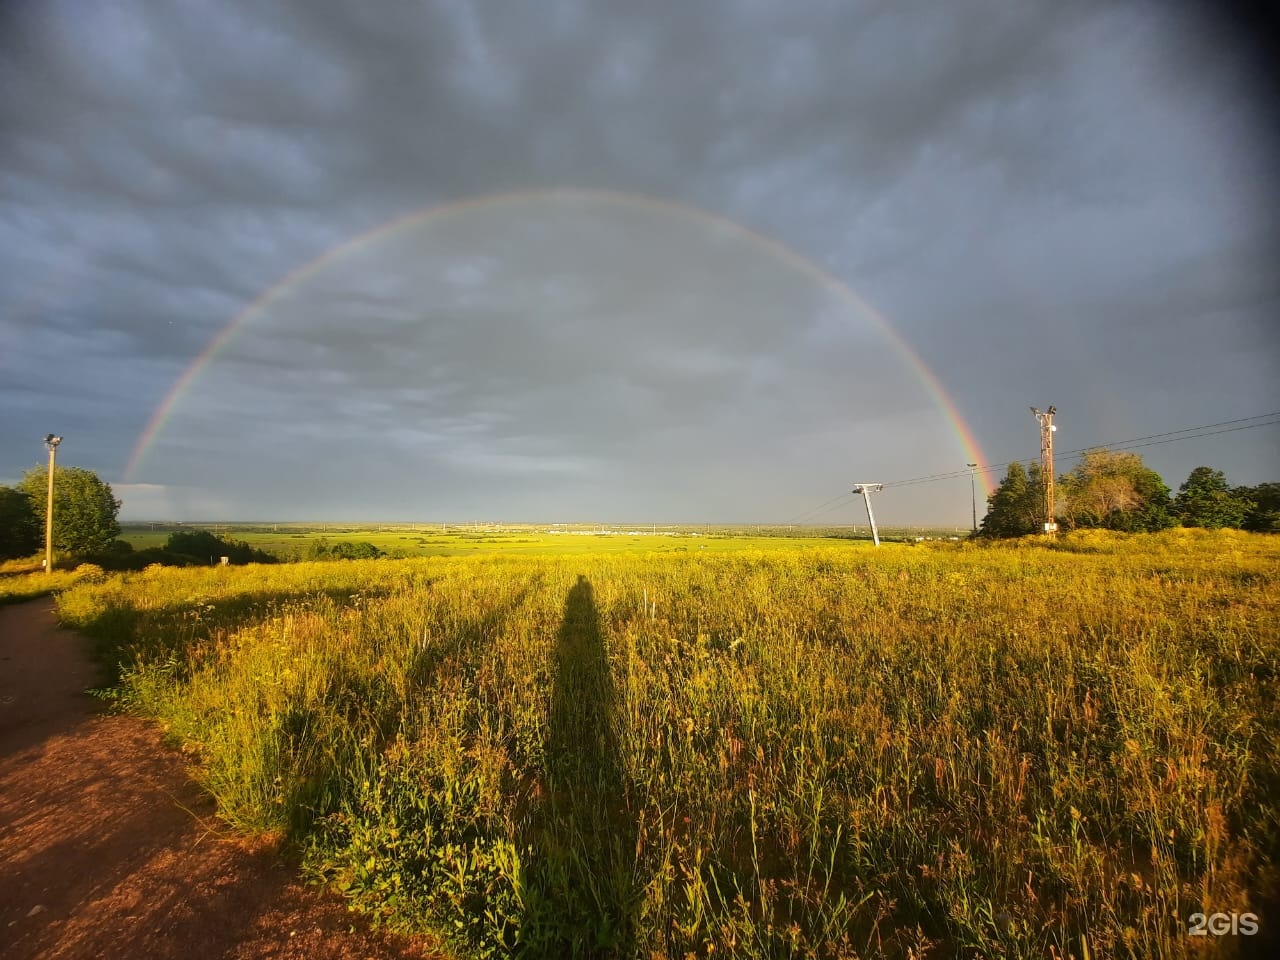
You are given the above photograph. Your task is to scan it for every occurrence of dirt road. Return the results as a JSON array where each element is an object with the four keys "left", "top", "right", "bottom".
[{"left": 0, "top": 598, "right": 438, "bottom": 960}]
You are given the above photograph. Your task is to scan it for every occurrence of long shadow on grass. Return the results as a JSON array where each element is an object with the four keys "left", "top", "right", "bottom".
[
  {"left": 286, "top": 582, "right": 536, "bottom": 839},
  {"left": 524, "top": 575, "right": 637, "bottom": 958},
  {"left": 65, "top": 585, "right": 412, "bottom": 687}
]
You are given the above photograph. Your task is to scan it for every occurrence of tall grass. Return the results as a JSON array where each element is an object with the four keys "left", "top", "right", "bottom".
[
  {"left": 0, "top": 562, "right": 107, "bottom": 605},
  {"left": 58, "top": 529, "right": 1279, "bottom": 958}
]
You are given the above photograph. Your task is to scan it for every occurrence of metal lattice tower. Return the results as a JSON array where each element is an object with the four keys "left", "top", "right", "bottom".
[{"left": 1030, "top": 406, "right": 1057, "bottom": 537}]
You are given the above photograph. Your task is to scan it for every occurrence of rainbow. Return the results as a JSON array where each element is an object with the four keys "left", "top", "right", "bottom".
[{"left": 123, "top": 188, "right": 992, "bottom": 496}]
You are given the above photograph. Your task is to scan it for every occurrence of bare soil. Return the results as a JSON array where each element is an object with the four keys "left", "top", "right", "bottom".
[{"left": 0, "top": 598, "right": 444, "bottom": 960}]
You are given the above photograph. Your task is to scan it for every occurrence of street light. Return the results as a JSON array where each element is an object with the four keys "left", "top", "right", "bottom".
[
  {"left": 966, "top": 463, "right": 979, "bottom": 533},
  {"left": 44, "top": 434, "right": 62, "bottom": 574}
]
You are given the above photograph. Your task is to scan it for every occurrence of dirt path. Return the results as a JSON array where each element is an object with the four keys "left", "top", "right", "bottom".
[{"left": 0, "top": 598, "right": 441, "bottom": 960}]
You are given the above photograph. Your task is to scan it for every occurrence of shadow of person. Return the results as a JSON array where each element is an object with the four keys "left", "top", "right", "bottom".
[{"left": 523, "top": 575, "right": 637, "bottom": 958}]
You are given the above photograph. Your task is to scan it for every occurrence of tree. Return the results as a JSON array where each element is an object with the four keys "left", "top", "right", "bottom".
[
  {"left": 165, "top": 529, "right": 276, "bottom": 565},
  {"left": 1057, "top": 449, "right": 1174, "bottom": 533},
  {"left": 0, "top": 485, "right": 41, "bottom": 560},
  {"left": 307, "top": 538, "right": 383, "bottom": 560},
  {"left": 1174, "top": 467, "right": 1251, "bottom": 529},
  {"left": 978, "top": 462, "right": 1043, "bottom": 538},
  {"left": 1235, "top": 482, "right": 1280, "bottom": 532},
  {"left": 19, "top": 465, "right": 122, "bottom": 556}
]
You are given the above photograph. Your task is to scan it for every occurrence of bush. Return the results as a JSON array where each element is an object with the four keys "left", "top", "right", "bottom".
[
  {"left": 89, "top": 546, "right": 195, "bottom": 571},
  {"left": 166, "top": 530, "right": 277, "bottom": 565},
  {"left": 72, "top": 563, "right": 107, "bottom": 584},
  {"left": 307, "top": 539, "right": 384, "bottom": 561}
]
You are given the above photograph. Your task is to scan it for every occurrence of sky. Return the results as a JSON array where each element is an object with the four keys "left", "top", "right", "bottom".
[{"left": 1, "top": 0, "right": 1277, "bottom": 525}]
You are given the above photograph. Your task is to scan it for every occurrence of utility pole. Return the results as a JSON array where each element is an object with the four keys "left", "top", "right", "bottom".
[
  {"left": 1030, "top": 406, "right": 1058, "bottom": 538},
  {"left": 967, "top": 463, "right": 979, "bottom": 533},
  {"left": 851, "top": 483, "right": 884, "bottom": 546},
  {"left": 43, "top": 434, "right": 62, "bottom": 574}
]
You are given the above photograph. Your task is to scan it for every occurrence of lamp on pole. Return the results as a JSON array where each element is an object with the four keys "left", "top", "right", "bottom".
[
  {"left": 43, "top": 434, "right": 62, "bottom": 574},
  {"left": 966, "top": 463, "right": 978, "bottom": 533}
]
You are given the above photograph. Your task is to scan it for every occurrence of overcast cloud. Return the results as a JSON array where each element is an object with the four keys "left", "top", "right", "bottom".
[{"left": 1, "top": 0, "right": 1277, "bottom": 524}]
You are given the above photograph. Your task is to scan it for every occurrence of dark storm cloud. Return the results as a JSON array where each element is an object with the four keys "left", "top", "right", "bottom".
[
  {"left": 142, "top": 201, "right": 929, "bottom": 515},
  {"left": 1, "top": 0, "right": 1276, "bottom": 521}
]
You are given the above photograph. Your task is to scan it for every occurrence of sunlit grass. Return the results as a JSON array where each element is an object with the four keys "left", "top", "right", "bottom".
[
  {"left": 58, "top": 529, "right": 1279, "bottom": 958},
  {"left": 0, "top": 562, "right": 106, "bottom": 605},
  {"left": 116, "top": 524, "right": 956, "bottom": 560},
  {"left": 0, "top": 555, "right": 44, "bottom": 576}
]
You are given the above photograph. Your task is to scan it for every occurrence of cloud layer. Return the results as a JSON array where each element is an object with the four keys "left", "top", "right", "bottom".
[{"left": 2, "top": 0, "right": 1276, "bottom": 522}]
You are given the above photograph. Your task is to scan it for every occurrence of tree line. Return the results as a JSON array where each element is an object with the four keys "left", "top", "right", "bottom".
[
  {"left": 979, "top": 449, "right": 1277, "bottom": 538},
  {"left": 0, "top": 463, "right": 386, "bottom": 566},
  {"left": 0, "top": 465, "right": 121, "bottom": 561},
  {"left": 4, "top": 456, "right": 1276, "bottom": 563},
  {"left": 0, "top": 465, "right": 281, "bottom": 566}
]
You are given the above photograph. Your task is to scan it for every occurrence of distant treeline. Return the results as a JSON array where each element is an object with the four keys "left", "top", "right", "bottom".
[
  {"left": 304, "top": 538, "right": 385, "bottom": 560},
  {"left": 90, "top": 529, "right": 280, "bottom": 570},
  {"left": 89, "top": 531, "right": 390, "bottom": 569}
]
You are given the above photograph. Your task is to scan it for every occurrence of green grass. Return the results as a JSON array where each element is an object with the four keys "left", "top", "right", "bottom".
[
  {"left": 116, "top": 524, "right": 966, "bottom": 561},
  {"left": 58, "top": 528, "right": 1279, "bottom": 958},
  {"left": 0, "top": 562, "right": 107, "bottom": 605}
]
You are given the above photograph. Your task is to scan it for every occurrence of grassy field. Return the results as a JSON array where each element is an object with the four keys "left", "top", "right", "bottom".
[
  {"left": 0, "top": 562, "right": 107, "bottom": 605},
  {"left": 116, "top": 523, "right": 970, "bottom": 560},
  {"left": 55, "top": 528, "right": 1278, "bottom": 958}
]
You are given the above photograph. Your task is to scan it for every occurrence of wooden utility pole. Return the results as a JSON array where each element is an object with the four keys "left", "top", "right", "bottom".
[
  {"left": 852, "top": 483, "right": 884, "bottom": 546},
  {"left": 1030, "top": 406, "right": 1058, "bottom": 538},
  {"left": 43, "top": 434, "right": 62, "bottom": 573}
]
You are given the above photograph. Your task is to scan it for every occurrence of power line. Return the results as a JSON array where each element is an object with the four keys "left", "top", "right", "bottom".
[
  {"left": 1074, "top": 418, "right": 1280, "bottom": 455},
  {"left": 883, "top": 418, "right": 1280, "bottom": 490},
  {"left": 1058, "top": 411, "right": 1280, "bottom": 454},
  {"left": 783, "top": 410, "right": 1280, "bottom": 523},
  {"left": 784, "top": 490, "right": 858, "bottom": 525},
  {"left": 797, "top": 494, "right": 858, "bottom": 525},
  {"left": 882, "top": 412, "right": 1280, "bottom": 489}
]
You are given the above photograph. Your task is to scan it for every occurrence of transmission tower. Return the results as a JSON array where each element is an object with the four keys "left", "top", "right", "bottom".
[
  {"left": 1030, "top": 406, "right": 1058, "bottom": 537},
  {"left": 852, "top": 483, "right": 884, "bottom": 546}
]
